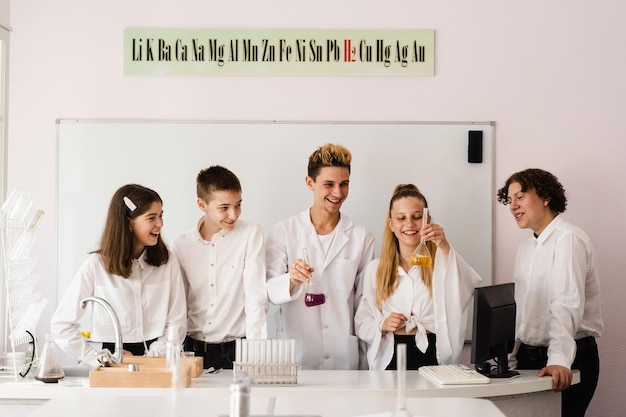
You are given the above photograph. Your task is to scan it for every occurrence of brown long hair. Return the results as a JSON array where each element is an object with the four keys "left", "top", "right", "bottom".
[
  {"left": 93, "top": 184, "right": 169, "bottom": 278},
  {"left": 375, "top": 184, "right": 436, "bottom": 307}
]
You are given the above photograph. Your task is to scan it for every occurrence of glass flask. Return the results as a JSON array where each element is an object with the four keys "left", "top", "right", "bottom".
[
  {"left": 35, "top": 333, "right": 65, "bottom": 383},
  {"left": 302, "top": 248, "right": 325, "bottom": 307},
  {"left": 410, "top": 207, "right": 432, "bottom": 267}
]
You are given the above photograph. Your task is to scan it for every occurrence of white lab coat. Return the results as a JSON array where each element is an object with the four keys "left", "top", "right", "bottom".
[
  {"left": 266, "top": 210, "right": 375, "bottom": 370},
  {"left": 355, "top": 246, "right": 482, "bottom": 370}
]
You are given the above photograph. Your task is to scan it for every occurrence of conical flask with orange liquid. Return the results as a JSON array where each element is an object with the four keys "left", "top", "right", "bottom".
[{"left": 410, "top": 207, "right": 432, "bottom": 267}]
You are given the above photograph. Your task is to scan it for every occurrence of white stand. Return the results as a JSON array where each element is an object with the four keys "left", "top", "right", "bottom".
[{"left": 0, "top": 189, "right": 47, "bottom": 380}]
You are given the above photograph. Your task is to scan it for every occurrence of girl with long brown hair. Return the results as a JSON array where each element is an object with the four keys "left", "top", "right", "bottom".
[{"left": 51, "top": 184, "right": 186, "bottom": 366}]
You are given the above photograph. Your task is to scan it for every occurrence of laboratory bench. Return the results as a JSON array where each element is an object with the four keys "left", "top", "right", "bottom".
[{"left": 0, "top": 369, "right": 578, "bottom": 417}]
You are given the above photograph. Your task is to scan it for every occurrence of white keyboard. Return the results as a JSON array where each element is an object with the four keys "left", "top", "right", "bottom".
[{"left": 418, "top": 364, "right": 491, "bottom": 385}]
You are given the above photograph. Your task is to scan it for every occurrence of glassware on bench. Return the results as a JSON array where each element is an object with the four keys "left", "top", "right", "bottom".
[
  {"left": 302, "top": 248, "right": 325, "bottom": 307},
  {"left": 35, "top": 334, "right": 65, "bottom": 383},
  {"left": 410, "top": 207, "right": 432, "bottom": 267},
  {"left": 392, "top": 343, "right": 413, "bottom": 417}
]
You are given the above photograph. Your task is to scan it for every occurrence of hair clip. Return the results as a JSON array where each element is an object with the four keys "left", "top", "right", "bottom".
[{"left": 123, "top": 196, "right": 137, "bottom": 211}]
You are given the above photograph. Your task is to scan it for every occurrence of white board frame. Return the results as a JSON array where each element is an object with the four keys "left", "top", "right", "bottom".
[{"left": 56, "top": 120, "right": 494, "bottom": 339}]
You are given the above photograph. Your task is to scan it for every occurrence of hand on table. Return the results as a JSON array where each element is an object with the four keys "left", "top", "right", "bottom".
[{"left": 539, "top": 364, "right": 572, "bottom": 392}]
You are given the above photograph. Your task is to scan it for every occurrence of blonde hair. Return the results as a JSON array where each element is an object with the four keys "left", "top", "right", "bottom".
[
  {"left": 307, "top": 143, "right": 352, "bottom": 180},
  {"left": 375, "top": 184, "right": 436, "bottom": 307}
]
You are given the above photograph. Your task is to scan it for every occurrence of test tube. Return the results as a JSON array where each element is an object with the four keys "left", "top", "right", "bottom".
[
  {"left": 258, "top": 340, "right": 265, "bottom": 363},
  {"left": 241, "top": 339, "right": 248, "bottom": 363},
  {"left": 26, "top": 210, "right": 45, "bottom": 233},
  {"left": 271, "top": 339, "right": 277, "bottom": 377},
  {"left": 278, "top": 340, "right": 285, "bottom": 376},
  {"left": 265, "top": 339, "right": 272, "bottom": 364}
]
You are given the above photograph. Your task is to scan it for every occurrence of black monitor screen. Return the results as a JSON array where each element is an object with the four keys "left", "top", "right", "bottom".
[{"left": 471, "top": 283, "right": 519, "bottom": 378}]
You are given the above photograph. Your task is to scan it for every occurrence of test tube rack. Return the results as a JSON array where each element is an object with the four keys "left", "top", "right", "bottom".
[{"left": 233, "top": 339, "right": 297, "bottom": 385}]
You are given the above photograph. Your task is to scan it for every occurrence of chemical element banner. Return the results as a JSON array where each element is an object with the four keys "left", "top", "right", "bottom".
[{"left": 123, "top": 28, "right": 435, "bottom": 76}]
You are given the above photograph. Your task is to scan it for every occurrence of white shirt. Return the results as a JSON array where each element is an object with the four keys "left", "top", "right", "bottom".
[
  {"left": 514, "top": 215, "right": 603, "bottom": 368},
  {"left": 51, "top": 251, "right": 187, "bottom": 362},
  {"left": 355, "top": 246, "right": 482, "bottom": 370},
  {"left": 266, "top": 210, "right": 375, "bottom": 370},
  {"left": 172, "top": 218, "right": 268, "bottom": 342}
]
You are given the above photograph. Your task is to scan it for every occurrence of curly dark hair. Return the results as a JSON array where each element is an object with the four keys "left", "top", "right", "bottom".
[{"left": 496, "top": 168, "right": 567, "bottom": 213}]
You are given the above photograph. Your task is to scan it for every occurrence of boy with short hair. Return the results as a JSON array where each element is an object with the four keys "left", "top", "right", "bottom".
[
  {"left": 266, "top": 143, "right": 375, "bottom": 370},
  {"left": 173, "top": 165, "right": 268, "bottom": 369}
]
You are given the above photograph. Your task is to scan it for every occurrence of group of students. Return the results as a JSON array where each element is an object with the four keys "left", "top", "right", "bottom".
[{"left": 50, "top": 143, "right": 602, "bottom": 417}]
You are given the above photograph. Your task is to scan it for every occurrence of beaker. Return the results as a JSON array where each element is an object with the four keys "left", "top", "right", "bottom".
[{"left": 35, "top": 334, "right": 65, "bottom": 383}]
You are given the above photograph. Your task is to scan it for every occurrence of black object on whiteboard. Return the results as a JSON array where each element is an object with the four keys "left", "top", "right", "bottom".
[{"left": 468, "top": 130, "right": 483, "bottom": 163}]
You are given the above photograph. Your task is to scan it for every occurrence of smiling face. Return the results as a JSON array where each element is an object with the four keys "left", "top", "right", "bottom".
[
  {"left": 388, "top": 196, "right": 427, "bottom": 251},
  {"left": 307, "top": 166, "right": 350, "bottom": 215},
  {"left": 198, "top": 189, "right": 242, "bottom": 238},
  {"left": 129, "top": 201, "right": 163, "bottom": 258},
  {"left": 506, "top": 181, "right": 555, "bottom": 235}
]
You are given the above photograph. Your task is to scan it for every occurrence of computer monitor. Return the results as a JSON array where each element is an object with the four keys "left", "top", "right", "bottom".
[{"left": 471, "top": 282, "right": 520, "bottom": 378}]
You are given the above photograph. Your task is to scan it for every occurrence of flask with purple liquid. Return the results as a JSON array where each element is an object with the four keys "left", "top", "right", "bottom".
[{"left": 302, "top": 248, "right": 325, "bottom": 307}]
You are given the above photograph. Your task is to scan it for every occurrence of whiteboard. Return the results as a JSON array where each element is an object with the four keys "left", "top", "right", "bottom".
[{"left": 56, "top": 120, "right": 494, "bottom": 338}]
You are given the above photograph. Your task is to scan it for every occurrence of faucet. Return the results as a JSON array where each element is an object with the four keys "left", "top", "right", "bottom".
[{"left": 80, "top": 296, "right": 123, "bottom": 365}]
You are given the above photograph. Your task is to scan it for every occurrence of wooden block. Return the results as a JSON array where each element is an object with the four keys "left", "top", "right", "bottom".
[
  {"left": 185, "top": 357, "right": 204, "bottom": 377},
  {"left": 89, "top": 365, "right": 191, "bottom": 388},
  {"left": 122, "top": 356, "right": 204, "bottom": 377},
  {"left": 120, "top": 356, "right": 167, "bottom": 367}
]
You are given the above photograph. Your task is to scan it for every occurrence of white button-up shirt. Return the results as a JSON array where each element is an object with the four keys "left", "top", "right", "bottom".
[
  {"left": 51, "top": 251, "right": 187, "bottom": 362},
  {"left": 355, "top": 246, "right": 482, "bottom": 370},
  {"left": 514, "top": 215, "right": 603, "bottom": 368},
  {"left": 172, "top": 218, "right": 268, "bottom": 343}
]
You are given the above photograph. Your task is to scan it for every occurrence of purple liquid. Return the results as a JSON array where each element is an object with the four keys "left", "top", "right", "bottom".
[{"left": 305, "top": 292, "right": 326, "bottom": 307}]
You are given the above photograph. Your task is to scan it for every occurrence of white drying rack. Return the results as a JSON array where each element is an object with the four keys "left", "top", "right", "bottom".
[{"left": 1, "top": 189, "right": 47, "bottom": 377}]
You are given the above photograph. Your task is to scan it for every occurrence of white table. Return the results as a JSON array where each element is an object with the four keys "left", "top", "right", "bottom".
[
  {"left": 28, "top": 394, "right": 506, "bottom": 417},
  {"left": 0, "top": 369, "right": 578, "bottom": 417}
]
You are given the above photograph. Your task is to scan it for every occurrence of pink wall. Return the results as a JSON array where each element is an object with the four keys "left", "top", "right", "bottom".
[{"left": 7, "top": 1, "right": 626, "bottom": 415}]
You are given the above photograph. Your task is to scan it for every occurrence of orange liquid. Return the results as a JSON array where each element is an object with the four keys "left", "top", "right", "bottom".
[{"left": 410, "top": 254, "right": 432, "bottom": 267}]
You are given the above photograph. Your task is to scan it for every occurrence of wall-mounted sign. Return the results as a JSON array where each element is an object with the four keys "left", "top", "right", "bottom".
[{"left": 124, "top": 29, "right": 435, "bottom": 76}]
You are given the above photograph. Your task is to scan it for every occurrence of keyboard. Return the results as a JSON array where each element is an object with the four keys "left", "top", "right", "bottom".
[{"left": 418, "top": 364, "right": 491, "bottom": 385}]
